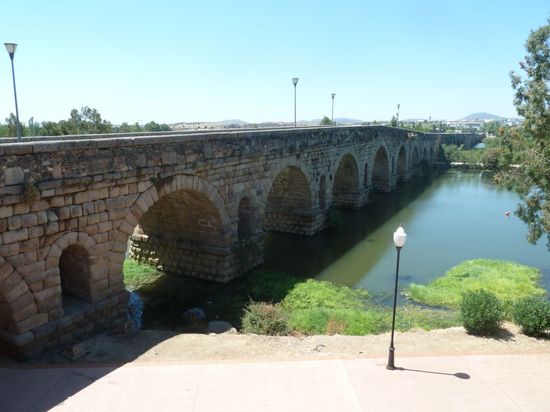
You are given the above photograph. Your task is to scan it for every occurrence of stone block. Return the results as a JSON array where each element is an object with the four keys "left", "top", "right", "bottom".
[
  {"left": 15, "top": 313, "right": 48, "bottom": 333},
  {"left": 7, "top": 215, "right": 21, "bottom": 230},
  {"left": 4, "top": 167, "right": 24, "bottom": 185},
  {"left": 21, "top": 213, "right": 38, "bottom": 228},
  {"left": 11, "top": 291, "right": 35, "bottom": 312},
  {"left": 3, "top": 229, "right": 28, "bottom": 244},
  {"left": 13, "top": 203, "right": 30, "bottom": 215},
  {"left": 31, "top": 200, "right": 49, "bottom": 212},
  {"left": 13, "top": 302, "right": 38, "bottom": 322},
  {"left": 1, "top": 330, "right": 34, "bottom": 347},
  {"left": 0, "top": 206, "right": 13, "bottom": 219}
]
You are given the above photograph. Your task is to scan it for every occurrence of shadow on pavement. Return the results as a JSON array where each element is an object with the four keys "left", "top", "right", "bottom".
[{"left": 394, "top": 366, "right": 471, "bottom": 380}]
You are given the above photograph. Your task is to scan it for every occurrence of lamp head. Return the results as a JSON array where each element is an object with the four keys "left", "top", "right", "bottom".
[
  {"left": 331, "top": 93, "right": 335, "bottom": 98},
  {"left": 292, "top": 77, "right": 299, "bottom": 86},
  {"left": 4, "top": 43, "right": 17, "bottom": 58},
  {"left": 393, "top": 225, "right": 407, "bottom": 248}
]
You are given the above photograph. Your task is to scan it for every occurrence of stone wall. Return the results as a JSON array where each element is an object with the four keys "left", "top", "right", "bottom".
[{"left": 0, "top": 125, "right": 445, "bottom": 358}]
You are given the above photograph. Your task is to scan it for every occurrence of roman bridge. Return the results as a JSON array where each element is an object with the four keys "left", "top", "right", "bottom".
[{"left": 0, "top": 125, "right": 452, "bottom": 357}]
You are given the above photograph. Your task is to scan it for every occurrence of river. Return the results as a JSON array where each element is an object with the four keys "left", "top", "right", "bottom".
[{"left": 261, "top": 170, "right": 550, "bottom": 297}]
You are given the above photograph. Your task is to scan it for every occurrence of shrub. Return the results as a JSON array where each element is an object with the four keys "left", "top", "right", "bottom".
[
  {"left": 460, "top": 289, "right": 504, "bottom": 334},
  {"left": 241, "top": 302, "right": 289, "bottom": 335},
  {"left": 513, "top": 297, "right": 550, "bottom": 337}
]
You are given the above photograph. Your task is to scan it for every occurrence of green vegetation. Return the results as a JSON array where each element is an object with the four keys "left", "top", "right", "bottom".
[
  {"left": 513, "top": 297, "right": 550, "bottom": 337},
  {"left": 125, "top": 258, "right": 460, "bottom": 335},
  {"left": 497, "top": 18, "right": 550, "bottom": 248},
  {"left": 405, "top": 259, "right": 545, "bottom": 308},
  {"left": 319, "top": 116, "right": 332, "bottom": 126},
  {"left": 241, "top": 302, "right": 289, "bottom": 335},
  {"left": 460, "top": 289, "right": 504, "bottom": 335},
  {"left": 0, "top": 106, "right": 171, "bottom": 137},
  {"left": 123, "top": 259, "right": 163, "bottom": 290}
]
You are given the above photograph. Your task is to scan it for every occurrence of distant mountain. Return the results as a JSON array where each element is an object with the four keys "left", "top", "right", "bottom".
[
  {"left": 220, "top": 119, "right": 247, "bottom": 126},
  {"left": 461, "top": 113, "right": 505, "bottom": 121},
  {"left": 311, "top": 117, "right": 364, "bottom": 125}
]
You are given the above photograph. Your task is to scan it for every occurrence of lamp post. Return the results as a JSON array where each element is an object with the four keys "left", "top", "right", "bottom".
[
  {"left": 331, "top": 93, "right": 335, "bottom": 125},
  {"left": 396, "top": 103, "right": 400, "bottom": 128},
  {"left": 387, "top": 225, "right": 407, "bottom": 370},
  {"left": 292, "top": 77, "right": 299, "bottom": 127},
  {"left": 4, "top": 43, "right": 21, "bottom": 140}
]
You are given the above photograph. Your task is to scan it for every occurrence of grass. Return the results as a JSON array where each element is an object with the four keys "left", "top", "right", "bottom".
[
  {"left": 405, "top": 259, "right": 545, "bottom": 308},
  {"left": 123, "top": 259, "right": 163, "bottom": 290},
  {"left": 124, "top": 258, "right": 461, "bottom": 335}
]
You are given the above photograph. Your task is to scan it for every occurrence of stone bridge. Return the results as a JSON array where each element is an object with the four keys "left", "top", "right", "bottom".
[{"left": 0, "top": 125, "right": 453, "bottom": 357}]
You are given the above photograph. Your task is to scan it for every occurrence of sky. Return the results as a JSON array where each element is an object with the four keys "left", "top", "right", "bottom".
[{"left": 1, "top": 1, "right": 549, "bottom": 125}]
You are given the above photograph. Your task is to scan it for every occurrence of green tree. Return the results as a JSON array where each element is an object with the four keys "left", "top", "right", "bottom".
[
  {"left": 499, "top": 19, "right": 550, "bottom": 247},
  {"left": 319, "top": 116, "right": 332, "bottom": 126}
]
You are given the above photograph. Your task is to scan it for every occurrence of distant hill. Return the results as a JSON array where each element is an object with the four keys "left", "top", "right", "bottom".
[
  {"left": 220, "top": 119, "right": 247, "bottom": 126},
  {"left": 311, "top": 117, "right": 364, "bottom": 125},
  {"left": 461, "top": 113, "right": 505, "bottom": 121}
]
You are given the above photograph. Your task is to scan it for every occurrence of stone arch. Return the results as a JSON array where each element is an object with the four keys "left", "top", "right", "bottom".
[
  {"left": 264, "top": 162, "right": 321, "bottom": 235},
  {"left": 396, "top": 145, "right": 408, "bottom": 181},
  {"left": 332, "top": 153, "right": 360, "bottom": 208},
  {"left": 372, "top": 146, "right": 391, "bottom": 192},
  {"left": 412, "top": 146, "right": 420, "bottom": 165},
  {"left": 0, "top": 258, "right": 37, "bottom": 334},
  {"left": 45, "top": 232, "right": 98, "bottom": 308},
  {"left": 122, "top": 174, "right": 234, "bottom": 281}
]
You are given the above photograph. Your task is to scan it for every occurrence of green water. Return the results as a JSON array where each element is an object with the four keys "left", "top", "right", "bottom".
[{"left": 261, "top": 170, "right": 550, "bottom": 298}]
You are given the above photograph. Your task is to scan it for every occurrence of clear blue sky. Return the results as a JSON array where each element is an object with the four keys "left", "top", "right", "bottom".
[{"left": 1, "top": 1, "right": 549, "bottom": 125}]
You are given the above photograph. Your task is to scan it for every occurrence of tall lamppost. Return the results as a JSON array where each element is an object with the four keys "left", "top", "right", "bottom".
[
  {"left": 4, "top": 43, "right": 21, "bottom": 140},
  {"left": 396, "top": 103, "right": 400, "bottom": 128},
  {"left": 387, "top": 225, "right": 407, "bottom": 370},
  {"left": 292, "top": 77, "right": 299, "bottom": 127},
  {"left": 331, "top": 93, "right": 335, "bottom": 125}
]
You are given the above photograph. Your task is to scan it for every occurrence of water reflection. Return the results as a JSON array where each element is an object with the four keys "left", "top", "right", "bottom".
[{"left": 261, "top": 170, "right": 550, "bottom": 296}]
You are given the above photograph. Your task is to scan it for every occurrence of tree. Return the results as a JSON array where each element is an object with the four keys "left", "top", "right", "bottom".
[
  {"left": 499, "top": 18, "right": 550, "bottom": 247},
  {"left": 319, "top": 116, "right": 332, "bottom": 126}
]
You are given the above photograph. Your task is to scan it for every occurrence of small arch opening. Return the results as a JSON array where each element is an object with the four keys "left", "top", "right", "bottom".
[{"left": 60, "top": 244, "right": 93, "bottom": 304}]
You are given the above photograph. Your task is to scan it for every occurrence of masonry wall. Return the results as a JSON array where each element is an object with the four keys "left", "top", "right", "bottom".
[{"left": 0, "top": 125, "right": 445, "bottom": 358}]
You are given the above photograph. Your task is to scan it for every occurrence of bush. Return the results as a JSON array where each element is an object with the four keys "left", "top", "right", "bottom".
[
  {"left": 241, "top": 302, "right": 289, "bottom": 335},
  {"left": 513, "top": 297, "right": 550, "bottom": 337},
  {"left": 460, "top": 289, "right": 504, "bottom": 334}
]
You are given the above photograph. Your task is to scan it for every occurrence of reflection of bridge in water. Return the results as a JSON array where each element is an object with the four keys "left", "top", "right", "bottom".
[{"left": 0, "top": 126, "right": 473, "bottom": 358}]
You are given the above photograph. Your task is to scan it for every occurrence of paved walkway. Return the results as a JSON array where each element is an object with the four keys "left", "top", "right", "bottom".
[{"left": 1, "top": 354, "right": 549, "bottom": 411}]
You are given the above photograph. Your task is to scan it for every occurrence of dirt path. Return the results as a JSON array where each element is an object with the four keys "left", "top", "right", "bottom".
[{"left": 17, "top": 322, "right": 549, "bottom": 365}]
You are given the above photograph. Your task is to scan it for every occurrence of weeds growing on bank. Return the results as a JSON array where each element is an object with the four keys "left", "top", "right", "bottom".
[
  {"left": 405, "top": 259, "right": 545, "bottom": 308},
  {"left": 124, "top": 258, "right": 461, "bottom": 335}
]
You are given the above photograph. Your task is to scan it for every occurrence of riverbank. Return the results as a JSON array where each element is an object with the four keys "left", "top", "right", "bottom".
[{"left": 9, "top": 321, "right": 548, "bottom": 365}]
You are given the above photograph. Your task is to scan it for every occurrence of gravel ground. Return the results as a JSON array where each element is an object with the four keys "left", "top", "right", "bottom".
[{"left": 15, "top": 322, "right": 549, "bottom": 365}]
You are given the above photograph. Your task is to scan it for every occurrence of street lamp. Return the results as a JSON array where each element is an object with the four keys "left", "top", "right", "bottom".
[
  {"left": 396, "top": 103, "right": 400, "bottom": 128},
  {"left": 4, "top": 43, "right": 21, "bottom": 140},
  {"left": 331, "top": 93, "right": 335, "bottom": 125},
  {"left": 387, "top": 225, "right": 407, "bottom": 370},
  {"left": 292, "top": 77, "right": 299, "bottom": 127}
]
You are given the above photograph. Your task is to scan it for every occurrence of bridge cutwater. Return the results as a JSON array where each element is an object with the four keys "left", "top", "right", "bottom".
[{"left": 0, "top": 126, "right": 479, "bottom": 358}]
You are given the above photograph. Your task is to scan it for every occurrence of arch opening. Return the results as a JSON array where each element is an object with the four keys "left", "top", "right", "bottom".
[
  {"left": 264, "top": 166, "right": 318, "bottom": 235},
  {"left": 128, "top": 189, "right": 231, "bottom": 281},
  {"left": 372, "top": 146, "right": 391, "bottom": 192},
  {"left": 396, "top": 146, "right": 408, "bottom": 181},
  {"left": 59, "top": 244, "right": 93, "bottom": 304},
  {"left": 332, "top": 154, "right": 360, "bottom": 208}
]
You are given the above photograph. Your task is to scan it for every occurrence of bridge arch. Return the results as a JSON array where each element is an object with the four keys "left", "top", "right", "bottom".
[
  {"left": 0, "top": 259, "right": 36, "bottom": 334},
  {"left": 264, "top": 163, "right": 316, "bottom": 235},
  {"left": 122, "top": 174, "right": 234, "bottom": 282},
  {"left": 396, "top": 145, "right": 408, "bottom": 182},
  {"left": 332, "top": 153, "right": 361, "bottom": 208},
  {"left": 372, "top": 145, "right": 391, "bottom": 192}
]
